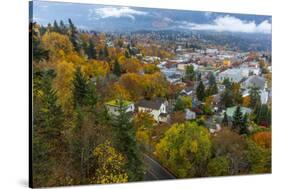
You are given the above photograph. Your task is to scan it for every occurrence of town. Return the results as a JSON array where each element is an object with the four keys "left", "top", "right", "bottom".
[{"left": 31, "top": 2, "right": 272, "bottom": 187}]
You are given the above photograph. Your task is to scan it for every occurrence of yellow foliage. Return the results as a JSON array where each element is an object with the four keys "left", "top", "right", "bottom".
[
  {"left": 42, "top": 32, "right": 74, "bottom": 60},
  {"left": 92, "top": 140, "right": 128, "bottom": 184},
  {"left": 83, "top": 60, "right": 110, "bottom": 78},
  {"left": 53, "top": 60, "right": 75, "bottom": 113},
  {"left": 242, "top": 96, "right": 251, "bottom": 107}
]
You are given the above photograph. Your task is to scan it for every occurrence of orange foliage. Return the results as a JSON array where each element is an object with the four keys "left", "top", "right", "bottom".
[{"left": 251, "top": 131, "right": 272, "bottom": 149}]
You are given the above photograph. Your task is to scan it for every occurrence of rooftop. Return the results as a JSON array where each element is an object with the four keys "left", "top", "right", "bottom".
[
  {"left": 138, "top": 98, "right": 165, "bottom": 110},
  {"left": 105, "top": 99, "right": 133, "bottom": 107},
  {"left": 226, "top": 106, "right": 252, "bottom": 117}
]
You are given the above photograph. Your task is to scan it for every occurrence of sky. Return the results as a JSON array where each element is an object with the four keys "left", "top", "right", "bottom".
[{"left": 31, "top": 0, "right": 272, "bottom": 34}]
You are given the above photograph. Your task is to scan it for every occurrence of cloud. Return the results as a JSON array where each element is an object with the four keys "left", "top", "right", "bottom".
[
  {"left": 179, "top": 15, "right": 271, "bottom": 34},
  {"left": 94, "top": 7, "right": 147, "bottom": 20}
]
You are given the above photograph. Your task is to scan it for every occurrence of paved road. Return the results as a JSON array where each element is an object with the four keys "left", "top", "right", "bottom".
[{"left": 143, "top": 154, "right": 176, "bottom": 181}]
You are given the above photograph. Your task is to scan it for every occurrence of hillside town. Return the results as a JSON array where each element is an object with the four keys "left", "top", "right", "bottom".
[{"left": 31, "top": 2, "right": 272, "bottom": 187}]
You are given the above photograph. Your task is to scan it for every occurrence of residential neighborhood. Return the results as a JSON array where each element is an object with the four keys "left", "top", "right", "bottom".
[{"left": 31, "top": 1, "right": 272, "bottom": 187}]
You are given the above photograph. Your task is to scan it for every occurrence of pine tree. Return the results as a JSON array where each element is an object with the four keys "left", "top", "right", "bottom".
[
  {"left": 113, "top": 99, "right": 144, "bottom": 181},
  {"left": 196, "top": 81, "right": 205, "bottom": 101},
  {"left": 240, "top": 113, "right": 249, "bottom": 135},
  {"left": 222, "top": 112, "right": 228, "bottom": 126},
  {"left": 249, "top": 86, "right": 261, "bottom": 109},
  {"left": 68, "top": 18, "right": 80, "bottom": 52},
  {"left": 103, "top": 45, "right": 109, "bottom": 58},
  {"left": 59, "top": 20, "right": 67, "bottom": 34},
  {"left": 87, "top": 39, "right": 97, "bottom": 59},
  {"left": 220, "top": 89, "right": 234, "bottom": 108},
  {"left": 53, "top": 20, "right": 60, "bottom": 33},
  {"left": 33, "top": 71, "right": 66, "bottom": 186},
  {"left": 113, "top": 59, "right": 122, "bottom": 77},
  {"left": 232, "top": 106, "right": 243, "bottom": 132},
  {"left": 73, "top": 67, "right": 89, "bottom": 107},
  {"left": 30, "top": 22, "right": 49, "bottom": 62},
  {"left": 185, "top": 65, "right": 195, "bottom": 81},
  {"left": 125, "top": 50, "right": 130, "bottom": 58},
  {"left": 223, "top": 78, "right": 232, "bottom": 90},
  {"left": 209, "top": 73, "right": 216, "bottom": 86}
]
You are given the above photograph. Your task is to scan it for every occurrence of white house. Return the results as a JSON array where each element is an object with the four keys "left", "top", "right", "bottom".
[
  {"left": 241, "top": 75, "right": 266, "bottom": 90},
  {"left": 218, "top": 68, "right": 247, "bottom": 83},
  {"left": 185, "top": 108, "right": 196, "bottom": 120},
  {"left": 137, "top": 99, "right": 169, "bottom": 123},
  {"left": 242, "top": 89, "right": 269, "bottom": 104},
  {"left": 105, "top": 100, "right": 135, "bottom": 116}
]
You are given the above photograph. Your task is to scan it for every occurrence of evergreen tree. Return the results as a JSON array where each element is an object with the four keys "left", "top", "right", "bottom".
[
  {"left": 196, "top": 81, "right": 205, "bottom": 101},
  {"left": 223, "top": 78, "right": 232, "bottom": 90},
  {"left": 255, "top": 104, "right": 271, "bottom": 127},
  {"left": 30, "top": 22, "right": 49, "bottom": 62},
  {"left": 232, "top": 106, "right": 244, "bottom": 132},
  {"left": 174, "top": 97, "right": 185, "bottom": 111},
  {"left": 209, "top": 73, "right": 216, "bottom": 86},
  {"left": 68, "top": 18, "right": 81, "bottom": 52},
  {"left": 33, "top": 71, "right": 66, "bottom": 186},
  {"left": 240, "top": 113, "right": 249, "bottom": 135},
  {"left": 59, "top": 20, "right": 67, "bottom": 34},
  {"left": 53, "top": 20, "right": 60, "bottom": 33},
  {"left": 125, "top": 50, "right": 130, "bottom": 58},
  {"left": 113, "top": 59, "right": 122, "bottom": 77},
  {"left": 103, "top": 45, "right": 109, "bottom": 58},
  {"left": 87, "top": 39, "right": 97, "bottom": 59},
  {"left": 220, "top": 89, "right": 234, "bottom": 108},
  {"left": 249, "top": 86, "right": 261, "bottom": 109},
  {"left": 185, "top": 65, "right": 195, "bottom": 81},
  {"left": 73, "top": 67, "right": 89, "bottom": 107},
  {"left": 222, "top": 112, "right": 228, "bottom": 126},
  {"left": 113, "top": 99, "right": 143, "bottom": 181}
]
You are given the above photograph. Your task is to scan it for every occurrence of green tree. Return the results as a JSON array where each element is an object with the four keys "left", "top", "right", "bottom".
[
  {"left": 185, "top": 65, "right": 195, "bottom": 81},
  {"left": 223, "top": 78, "right": 232, "bottom": 90},
  {"left": 207, "top": 156, "right": 229, "bottom": 176},
  {"left": 220, "top": 89, "right": 234, "bottom": 108},
  {"left": 196, "top": 81, "right": 205, "bottom": 101},
  {"left": 156, "top": 122, "right": 211, "bottom": 178},
  {"left": 33, "top": 71, "right": 67, "bottom": 187},
  {"left": 87, "top": 39, "right": 97, "bottom": 59},
  {"left": 30, "top": 23, "right": 49, "bottom": 62},
  {"left": 113, "top": 59, "right": 122, "bottom": 77},
  {"left": 53, "top": 20, "right": 60, "bottom": 33},
  {"left": 208, "top": 73, "right": 216, "bottom": 86},
  {"left": 232, "top": 106, "right": 244, "bottom": 132},
  {"left": 240, "top": 113, "right": 249, "bottom": 135},
  {"left": 222, "top": 112, "right": 228, "bottom": 126},
  {"left": 249, "top": 86, "right": 261, "bottom": 109},
  {"left": 73, "top": 67, "right": 89, "bottom": 107},
  {"left": 246, "top": 139, "right": 271, "bottom": 173},
  {"left": 68, "top": 18, "right": 81, "bottom": 52},
  {"left": 113, "top": 99, "right": 143, "bottom": 181},
  {"left": 254, "top": 104, "right": 271, "bottom": 127}
]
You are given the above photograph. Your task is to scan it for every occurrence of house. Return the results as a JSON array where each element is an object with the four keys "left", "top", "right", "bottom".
[
  {"left": 166, "top": 73, "right": 182, "bottom": 84},
  {"left": 241, "top": 75, "right": 266, "bottom": 90},
  {"left": 218, "top": 68, "right": 247, "bottom": 83},
  {"left": 242, "top": 89, "right": 269, "bottom": 104},
  {"left": 185, "top": 108, "right": 196, "bottom": 120},
  {"left": 180, "top": 86, "right": 194, "bottom": 97},
  {"left": 137, "top": 98, "right": 169, "bottom": 123},
  {"left": 225, "top": 106, "right": 252, "bottom": 119},
  {"left": 105, "top": 100, "right": 135, "bottom": 116}
]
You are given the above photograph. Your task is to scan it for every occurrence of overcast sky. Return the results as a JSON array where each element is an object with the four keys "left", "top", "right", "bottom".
[{"left": 31, "top": 0, "right": 272, "bottom": 33}]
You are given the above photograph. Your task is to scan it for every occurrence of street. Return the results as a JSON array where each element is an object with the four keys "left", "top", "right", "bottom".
[{"left": 143, "top": 154, "right": 176, "bottom": 181}]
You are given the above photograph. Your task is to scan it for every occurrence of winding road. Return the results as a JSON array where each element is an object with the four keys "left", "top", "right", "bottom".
[{"left": 143, "top": 154, "right": 176, "bottom": 181}]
